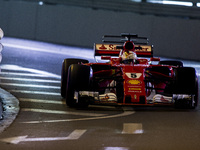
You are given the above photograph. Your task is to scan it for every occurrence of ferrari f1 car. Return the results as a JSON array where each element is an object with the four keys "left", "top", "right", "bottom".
[{"left": 61, "top": 33, "right": 198, "bottom": 109}]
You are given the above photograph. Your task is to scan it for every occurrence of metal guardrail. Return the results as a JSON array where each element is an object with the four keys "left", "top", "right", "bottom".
[
  {"left": 2, "top": 0, "right": 200, "bottom": 19},
  {"left": 0, "top": 28, "right": 3, "bottom": 120},
  {"left": 0, "top": 28, "right": 3, "bottom": 66}
]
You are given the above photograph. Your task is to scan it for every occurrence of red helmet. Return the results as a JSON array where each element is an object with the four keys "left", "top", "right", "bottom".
[{"left": 123, "top": 41, "right": 135, "bottom": 52}]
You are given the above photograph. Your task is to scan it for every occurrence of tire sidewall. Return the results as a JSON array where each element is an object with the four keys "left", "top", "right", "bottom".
[
  {"left": 61, "top": 58, "right": 89, "bottom": 98},
  {"left": 66, "top": 64, "right": 91, "bottom": 107}
]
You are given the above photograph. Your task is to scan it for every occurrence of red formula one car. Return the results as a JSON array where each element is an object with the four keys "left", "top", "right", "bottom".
[{"left": 61, "top": 33, "right": 198, "bottom": 109}]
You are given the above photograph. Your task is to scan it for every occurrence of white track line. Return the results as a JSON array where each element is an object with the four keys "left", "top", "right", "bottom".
[
  {"left": 21, "top": 108, "right": 106, "bottom": 117},
  {"left": 122, "top": 123, "right": 143, "bottom": 134},
  {"left": 0, "top": 64, "right": 61, "bottom": 79},
  {"left": 0, "top": 72, "right": 48, "bottom": 77},
  {"left": 0, "top": 129, "right": 87, "bottom": 144},
  {"left": 0, "top": 83, "right": 60, "bottom": 89},
  {"left": 21, "top": 111, "right": 135, "bottom": 124},
  {"left": 19, "top": 98, "right": 65, "bottom": 105},
  {"left": 8, "top": 90, "right": 60, "bottom": 96},
  {"left": 0, "top": 77, "right": 60, "bottom": 83}
]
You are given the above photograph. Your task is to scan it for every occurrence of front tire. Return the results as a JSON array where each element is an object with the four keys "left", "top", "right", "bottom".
[
  {"left": 61, "top": 58, "right": 88, "bottom": 98},
  {"left": 173, "top": 67, "right": 198, "bottom": 109},
  {"left": 66, "top": 64, "right": 91, "bottom": 107}
]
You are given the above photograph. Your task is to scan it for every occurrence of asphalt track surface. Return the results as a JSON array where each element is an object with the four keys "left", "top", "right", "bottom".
[{"left": 0, "top": 37, "right": 200, "bottom": 150}]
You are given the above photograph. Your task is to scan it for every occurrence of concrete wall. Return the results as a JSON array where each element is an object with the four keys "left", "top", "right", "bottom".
[{"left": 0, "top": 1, "right": 200, "bottom": 60}]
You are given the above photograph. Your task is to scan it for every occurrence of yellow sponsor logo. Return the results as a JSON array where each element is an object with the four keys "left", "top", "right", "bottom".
[
  {"left": 129, "top": 88, "right": 141, "bottom": 91},
  {"left": 127, "top": 80, "right": 141, "bottom": 85}
]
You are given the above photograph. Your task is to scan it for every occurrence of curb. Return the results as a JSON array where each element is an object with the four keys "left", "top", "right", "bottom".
[{"left": 0, "top": 88, "right": 19, "bottom": 133}]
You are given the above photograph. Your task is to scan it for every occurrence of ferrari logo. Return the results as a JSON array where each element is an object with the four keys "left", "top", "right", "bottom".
[{"left": 99, "top": 44, "right": 107, "bottom": 50}]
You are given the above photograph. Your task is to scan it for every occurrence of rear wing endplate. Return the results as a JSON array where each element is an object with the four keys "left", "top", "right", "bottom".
[{"left": 94, "top": 44, "right": 153, "bottom": 57}]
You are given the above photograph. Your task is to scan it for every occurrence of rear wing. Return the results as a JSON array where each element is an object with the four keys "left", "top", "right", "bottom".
[{"left": 94, "top": 43, "right": 153, "bottom": 57}]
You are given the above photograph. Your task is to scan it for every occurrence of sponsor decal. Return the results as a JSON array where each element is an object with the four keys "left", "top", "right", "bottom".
[
  {"left": 135, "top": 45, "right": 151, "bottom": 52},
  {"left": 96, "top": 44, "right": 121, "bottom": 51},
  {"left": 98, "top": 44, "right": 107, "bottom": 50},
  {"left": 127, "top": 80, "right": 141, "bottom": 85},
  {"left": 128, "top": 88, "right": 141, "bottom": 91},
  {"left": 96, "top": 44, "right": 151, "bottom": 52}
]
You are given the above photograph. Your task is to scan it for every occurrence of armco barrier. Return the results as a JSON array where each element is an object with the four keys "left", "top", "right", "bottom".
[{"left": 0, "top": 28, "right": 3, "bottom": 120}]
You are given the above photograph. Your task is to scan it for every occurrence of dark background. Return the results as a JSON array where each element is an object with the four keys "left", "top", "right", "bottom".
[{"left": 0, "top": 0, "right": 200, "bottom": 60}]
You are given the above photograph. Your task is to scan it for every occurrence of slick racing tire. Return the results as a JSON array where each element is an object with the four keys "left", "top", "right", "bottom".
[
  {"left": 61, "top": 58, "right": 89, "bottom": 98},
  {"left": 66, "top": 64, "right": 91, "bottom": 107},
  {"left": 173, "top": 67, "right": 198, "bottom": 109},
  {"left": 159, "top": 60, "right": 183, "bottom": 67}
]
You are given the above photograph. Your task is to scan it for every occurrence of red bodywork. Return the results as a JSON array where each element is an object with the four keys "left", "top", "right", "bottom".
[
  {"left": 62, "top": 34, "right": 198, "bottom": 108},
  {"left": 83, "top": 43, "right": 174, "bottom": 106}
]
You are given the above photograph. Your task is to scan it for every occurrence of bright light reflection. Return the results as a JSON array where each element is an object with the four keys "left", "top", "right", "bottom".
[
  {"left": 0, "top": 83, "right": 60, "bottom": 89},
  {"left": 21, "top": 108, "right": 106, "bottom": 116},
  {"left": 38, "top": 1, "right": 44, "bottom": 5},
  {"left": 148, "top": 0, "right": 193, "bottom": 6},
  {"left": 104, "top": 147, "right": 129, "bottom": 150},
  {"left": 130, "top": 0, "right": 141, "bottom": 2},
  {"left": 9, "top": 90, "right": 60, "bottom": 96},
  {"left": 2, "top": 38, "right": 94, "bottom": 59},
  {"left": 197, "top": 3, "right": 200, "bottom": 7},
  {"left": 19, "top": 98, "right": 65, "bottom": 105},
  {"left": 0, "top": 64, "right": 61, "bottom": 79},
  {"left": 0, "top": 76, "right": 60, "bottom": 83}
]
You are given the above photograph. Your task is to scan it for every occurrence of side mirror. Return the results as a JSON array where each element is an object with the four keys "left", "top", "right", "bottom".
[{"left": 150, "top": 57, "right": 160, "bottom": 65}]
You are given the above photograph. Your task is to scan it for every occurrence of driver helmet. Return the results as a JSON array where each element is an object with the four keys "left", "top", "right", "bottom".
[{"left": 120, "top": 41, "right": 137, "bottom": 61}]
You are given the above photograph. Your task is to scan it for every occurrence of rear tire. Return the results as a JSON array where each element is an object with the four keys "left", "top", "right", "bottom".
[
  {"left": 66, "top": 64, "right": 91, "bottom": 107},
  {"left": 61, "top": 58, "right": 88, "bottom": 98}
]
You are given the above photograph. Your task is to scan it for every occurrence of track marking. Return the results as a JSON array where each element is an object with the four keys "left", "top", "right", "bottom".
[
  {"left": 0, "top": 129, "right": 86, "bottom": 144},
  {"left": 0, "top": 77, "right": 60, "bottom": 83},
  {"left": 19, "top": 98, "right": 65, "bottom": 105},
  {"left": 0, "top": 83, "right": 60, "bottom": 89},
  {"left": 21, "top": 109, "right": 135, "bottom": 124},
  {"left": 104, "top": 147, "right": 129, "bottom": 150},
  {"left": 122, "top": 123, "right": 143, "bottom": 134},
  {"left": 0, "top": 64, "right": 61, "bottom": 79},
  {"left": 8, "top": 90, "right": 60, "bottom": 96},
  {"left": 21, "top": 108, "right": 107, "bottom": 116},
  {"left": 0, "top": 72, "right": 48, "bottom": 77}
]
